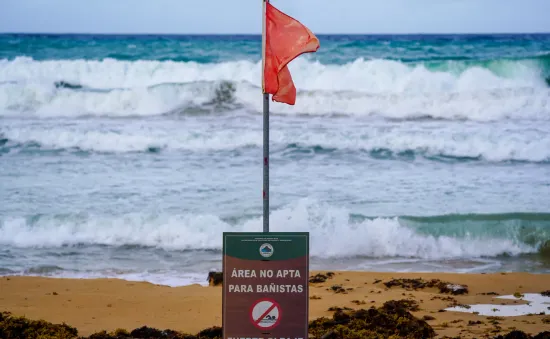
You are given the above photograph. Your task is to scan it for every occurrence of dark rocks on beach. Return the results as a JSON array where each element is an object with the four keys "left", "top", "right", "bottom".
[
  {"left": 206, "top": 272, "right": 222, "bottom": 286},
  {"left": 541, "top": 290, "right": 550, "bottom": 297},
  {"left": 384, "top": 278, "right": 469, "bottom": 295}
]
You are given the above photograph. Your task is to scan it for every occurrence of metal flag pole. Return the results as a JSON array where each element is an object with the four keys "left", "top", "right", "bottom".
[{"left": 261, "top": 0, "right": 270, "bottom": 233}]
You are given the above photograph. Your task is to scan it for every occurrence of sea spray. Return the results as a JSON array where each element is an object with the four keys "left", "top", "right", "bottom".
[
  {"left": 0, "top": 199, "right": 544, "bottom": 258},
  {"left": 2, "top": 116, "right": 549, "bottom": 162},
  {"left": 1, "top": 57, "right": 550, "bottom": 119}
]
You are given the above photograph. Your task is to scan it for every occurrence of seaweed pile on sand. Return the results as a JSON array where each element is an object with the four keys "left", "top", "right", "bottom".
[
  {"left": 2, "top": 309, "right": 550, "bottom": 339},
  {"left": 493, "top": 331, "right": 550, "bottom": 339},
  {"left": 0, "top": 311, "right": 78, "bottom": 339},
  {"left": 309, "top": 272, "right": 335, "bottom": 283},
  {"left": 383, "top": 278, "right": 469, "bottom": 295},
  {"left": 309, "top": 299, "right": 435, "bottom": 339},
  {"left": 0, "top": 311, "right": 221, "bottom": 339}
]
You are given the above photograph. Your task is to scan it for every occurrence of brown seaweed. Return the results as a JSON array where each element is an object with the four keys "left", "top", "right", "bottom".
[
  {"left": 493, "top": 330, "right": 550, "bottom": 339},
  {"left": 308, "top": 299, "right": 436, "bottom": 339},
  {"left": 2, "top": 309, "right": 550, "bottom": 339},
  {"left": 309, "top": 272, "right": 335, "bottom": 283},
  {"left": 384, "top": 278, "right": 469, "bottom": 295},
  {"left": 0, "top": 311, "right": 78, "bottom": 339}
]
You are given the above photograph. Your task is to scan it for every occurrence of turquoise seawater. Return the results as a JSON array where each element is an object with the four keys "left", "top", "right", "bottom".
[{"left": 1, "top": 34, "right": 550, "bottom": 286}]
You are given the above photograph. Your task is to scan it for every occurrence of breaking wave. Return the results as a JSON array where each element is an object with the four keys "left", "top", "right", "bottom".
[
  {"left": 2, "top": 117, "right": 549, "bottom": 162},
  {"left": 1, "top": 199, "right": 548, "bottom": 259},
  {"left": 1, "top": 56, "right": 549, "bottom": 120}
]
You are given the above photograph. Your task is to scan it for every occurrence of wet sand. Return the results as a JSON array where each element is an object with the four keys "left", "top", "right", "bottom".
[{"left": 1, "top": 271, "right": 549, "bottom": 338}]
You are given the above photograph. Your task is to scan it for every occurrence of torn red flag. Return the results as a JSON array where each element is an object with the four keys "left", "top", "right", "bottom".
[{"left": 263, "top": 2, "right": 320, "bottom": 105}]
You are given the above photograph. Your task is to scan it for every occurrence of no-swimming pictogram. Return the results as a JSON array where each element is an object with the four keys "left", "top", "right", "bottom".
[{"left": 249, "top": 298, "right": 281, "bottom": 330}]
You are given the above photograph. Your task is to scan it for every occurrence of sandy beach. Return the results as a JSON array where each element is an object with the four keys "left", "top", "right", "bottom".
[{"left": 1, "top": 271, "right": 549, "bottom": 338}]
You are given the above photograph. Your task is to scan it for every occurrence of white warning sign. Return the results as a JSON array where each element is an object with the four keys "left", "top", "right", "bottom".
[{"left": 250, "top": 298, "right": 281, "bottom": 330}]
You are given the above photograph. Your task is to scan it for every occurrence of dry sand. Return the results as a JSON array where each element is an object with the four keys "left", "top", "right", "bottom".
[{"left": 1, "top": 271, "right": 549, "bottom": 338}]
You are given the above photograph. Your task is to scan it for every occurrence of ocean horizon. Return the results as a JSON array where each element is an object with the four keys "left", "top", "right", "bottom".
[{"left": 1, "top": 32, "right": 549, "bottom": 286}]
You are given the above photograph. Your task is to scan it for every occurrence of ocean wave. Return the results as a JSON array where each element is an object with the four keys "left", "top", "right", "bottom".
[
  {"left": 4, "top": 269, "right": 210, "bottom": 287},
  {"left": 1, "top": 55, "right": 548, "bottom": 91},
  {"left": 2, "top": 120, "right": 549, "bottom": 162},
  {"left": 1, "top": 199, "right": 548, "bottom": 259},
  {"left": 1, "top": 56, "right": 549, "bottom": 120}
]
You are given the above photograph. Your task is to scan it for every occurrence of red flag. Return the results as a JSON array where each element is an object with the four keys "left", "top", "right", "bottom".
[{"left": 263, "top": 2, "right": 320, "bottom": 105}]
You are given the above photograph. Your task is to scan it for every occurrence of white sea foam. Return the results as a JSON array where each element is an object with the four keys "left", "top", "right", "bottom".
[
  {"left": 1, "top": 57, "right": 549, "bottom": 120},
  {"left": 0, "top": 199, "right": 537, "bottom": 259},
  {"left": 2, "top": 118, "right": 549, "bottom": 162},
  {"left": 446, "top": 293, "right": 550, "bottom": 316},
  {"left": 7, "top": 270, "right": 209, "bottom": 287},
  {"left": 1, "top": 56, "right": 545, "bottom": 92}
]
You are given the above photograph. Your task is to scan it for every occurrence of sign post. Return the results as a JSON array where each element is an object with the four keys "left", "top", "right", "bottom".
[
  {"left": 221, "top": 1, "right": 316, "bottom": 338},
  {"left": 222, "top": 232, "right": 309, "bottom": 339},
  {"left": 261, "top": 0, "right": 270, "bottom": 233}
]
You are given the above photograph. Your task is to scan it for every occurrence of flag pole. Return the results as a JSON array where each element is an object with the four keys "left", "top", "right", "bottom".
[{"left": 261, "top": 0, "right": 269, "bottom": 233}]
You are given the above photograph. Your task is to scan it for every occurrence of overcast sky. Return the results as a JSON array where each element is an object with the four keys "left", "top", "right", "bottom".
[{"left": 1, "top": 0, "right": 549, "bottom": 34}]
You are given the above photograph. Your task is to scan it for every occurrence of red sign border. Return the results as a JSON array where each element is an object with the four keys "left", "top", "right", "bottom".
[{"left": 249, "top": 298, "right": 282, "bottom": 330}]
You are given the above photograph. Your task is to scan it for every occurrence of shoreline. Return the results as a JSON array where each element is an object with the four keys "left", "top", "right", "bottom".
[
  {"left": 3, "top": 267, "right": 550, "bottom": 289},
  {"left": 1, "top": 271, "right": 549, "bottom": 338}
]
